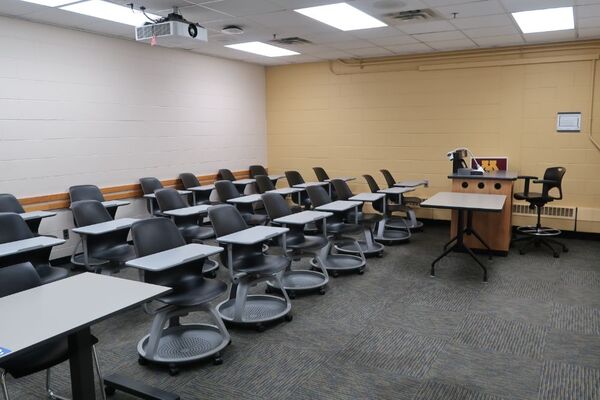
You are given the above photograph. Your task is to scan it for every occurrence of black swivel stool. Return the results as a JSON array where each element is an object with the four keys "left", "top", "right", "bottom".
[
  {"left": 255, "top": 174, "right": 276, "bottom": 194},
  {"left": 155, "top": 188, "right": 219, "bottom": 277},
  {"left": 262, "top": 193, "right": 329, "bottom": 297},
  {"left": 71, "top": 200, "right": 136, "bottom": 274},
  {"left": 215, "top": 180, "right": 267, "bottom": 226},
  {"left": 513, "top": 167, "right": 569, "bottom": 258},
  {"left": 128, "top": 218, "right": 230, "bottom": 376},
  {"left": 179, "top": 173, "right": 213, "bottom": 205},
  {"left": 284, "top": 170, "right": 312, "bottom": 210},
  {"left": 0, "top": 262, "right": 106, "bottom": 400},
  {"left": 217, "top": 168, "right": 247, "bottom": 195},
  {"left": 330, "top": 179, "right": 385, "bottom": 257},
  {"left": 306, "top": 185, "right": 367, "bottom": 276},
  {"left": 380, "top": 169, "right": 424, "bottom": 230},
  {"left": 209, "top": 205, "right": 292, "bottom": 331},
  {"left": 0, "top": 194, "right": 48, "bottom": 236},
  {"left": 0, "top": 213, "right": 68, "bottom": 284},
  {"left": 363, "top": 174, "right": 412, "bottom": 244},
  {"left": 140, "top": 177, "right": 170, "bottom": 217}
]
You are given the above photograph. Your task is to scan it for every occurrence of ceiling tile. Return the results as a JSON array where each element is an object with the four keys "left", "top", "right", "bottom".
[
  {"left": 201, "top": 0, "right": 285, "bottom": 17},
  {"left": 462, "top": 25, "right": 520, "bottom": 38},
  {"left": 577, "top": 4, "right": 600, "bottom": 15},
  {"left": 500, "top": 0, "right": 575, "bottom": 12},
  {"left": 178, "top": 5, "right": 233, "bottom": 23},
  {"left": 426, "top": 38, "right": 477, "bottom": 50},
  {"left": 353, "top": 0, "right": 430, "bottom": 13},
  {"left": 350, "top": 26, "right": 405, "bottom": 39},
  {"left": 472, "top": 34, "right": 525, "bottom": 46},
  {"left": 348, "top": 47, "right": 395, "bottom": 57},
  {"left": 578, "top": 27, "right": 600, "bottom": 37},
  {"left": 450, "top": 14, "right": 514, "bottom": 29},
  {"left": 524, "top": 30, "right": 577, "bottom": 43},
  {"left": 412, "top": 29, "right": 466, "bottom": 41},
  {"left": 309, "top": 49, "right": 354, "bottom": 59},
  {"left": 384, "top": 42, "right": 434, "bottom": 53},
  {"left": 578, "top": 16, "right": 600, "bottom": 27},
  {"left": 328, "top": 39, "right": 378, "bottom": 49},
  {"left": 247, "top": 10, "right": 336, "bottom": 33},
  {"left": 434, "top": 0, "right": 505, "bottom": 19},
  {"left": 369, "top": 34, "right": 420, "bottom": 46},
  {"left": 397, "top": 20, "right": 456, "bottom": 34},
  {"left": 124, "top": 0, "right": 193, "bottom": 13},
  {"left": 423, "top": 0, "right": 484, "bottom": 6}
]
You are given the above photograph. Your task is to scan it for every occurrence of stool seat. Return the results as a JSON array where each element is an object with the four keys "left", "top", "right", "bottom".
[
  {"left": 180, "top": 225, "right": 214, "bottom": 242},
  {"left": 233, "top": 254, "right": 289, "bottom": 275},
  {"left": 347, "top": 212, "right": 383, "bottom": 225},
  {"left": 286, "top": 234, "right": 328, "bottom": 251},
  {"left": 157, "top": 277, "right": 227, "bottom": 308},
  {"left": 35, "top": 265, "right": 69, "bottom": 284},
  {"left": 242, "top": 213, "right": 268, "bottom": 226},
  {"left": 91, "top": 243, "right": 136, "bottom": 263},
  {"left": 326, "top": 221, "right": 362, "bottom": 236}
]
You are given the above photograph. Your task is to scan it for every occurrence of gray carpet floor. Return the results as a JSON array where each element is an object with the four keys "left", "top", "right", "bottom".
[{"left": 5, "top": 225, "right": 600, "bottom": 400}]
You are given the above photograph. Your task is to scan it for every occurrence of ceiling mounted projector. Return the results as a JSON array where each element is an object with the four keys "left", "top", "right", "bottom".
[{"left": 135, "top": 12, "right": 207, "bottom": 49}]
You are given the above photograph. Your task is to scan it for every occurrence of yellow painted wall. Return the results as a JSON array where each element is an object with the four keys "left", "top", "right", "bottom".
[{"left": 266, "top": 41, "right": 600, "bottom": 232}]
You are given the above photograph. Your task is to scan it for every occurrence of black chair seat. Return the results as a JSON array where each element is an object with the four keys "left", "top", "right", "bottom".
[
  {"left": 347, "top": 212, "right": 383, "bottom": 225},
  {"left": 91, "top": 244, "right": 135, "bottom": 263},
  {"left": 180, "top": 225, "right": 214, "bottom": 242},
  {"left": 1, "top": 335, "right": 98, "bottom": 379},
  {"left": 326, "top": 222, "right": 362, "bottom": 235},
  {"left": 242, "top": 213, "right": 268, "bottom": 226},
  {"left": 286, "top": 234, "right": 328, "bottom": 251},
  {"left": 157, "top": 277, "right": 227, "bottom": 308},
  {"left": 233, "top": 254, "right": 288, "bottom": 275},
  {"left": 35, "top": 265, "right": 68, "bottom": 284},
  {"left": 514, "top": 192, "right": 543, "bottom": 201}
]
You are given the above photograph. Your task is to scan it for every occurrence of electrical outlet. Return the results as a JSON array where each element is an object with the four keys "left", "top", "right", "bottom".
[{"left": 63, "top": 229, "right": 69, "bottom": 240}]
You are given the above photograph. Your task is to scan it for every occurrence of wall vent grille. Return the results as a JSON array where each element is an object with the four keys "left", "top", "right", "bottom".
[
  {"left": 383, "top": 9, "right": 438, "bottom": 21},
  {"left": 512, "top": 203, "right": 575, "bottom": 219},
  {"left": 270, "top": 37, "right": 312, "bottom": 45}
]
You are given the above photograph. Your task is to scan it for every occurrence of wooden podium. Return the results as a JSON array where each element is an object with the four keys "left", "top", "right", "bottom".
[{"left": 449, "top": 171, "right": 517, "bottom": 255}]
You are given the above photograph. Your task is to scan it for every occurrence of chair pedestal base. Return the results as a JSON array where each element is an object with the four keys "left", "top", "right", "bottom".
[
  {"left": 218, "top": 295, "right": 292, "bottom": 327},
  {"left": 267, "top": 270, "right": 328, "bottom": 296},
  {"left": 309, "top": 239, "right": 366, "bottom": 276}
]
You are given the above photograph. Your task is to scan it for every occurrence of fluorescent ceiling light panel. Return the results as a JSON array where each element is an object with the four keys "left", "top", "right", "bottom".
[
  {"left": 60, "top": 0, "right": 160, "bottom": 26},
  {"left": 512, "top": 7, "right": 574, "bottom": 34},
  {"left": 19, "top": 0, "right": 74, "bottom": 5},
  {"left": 225, "top": 42, "right": 299, "bottom": 57},
  {"left": 294, "top": 2, "right": 387, "bottom": 31}
]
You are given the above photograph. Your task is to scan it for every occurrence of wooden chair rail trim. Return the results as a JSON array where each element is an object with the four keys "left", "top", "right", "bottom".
[{"left": 18, "top": 170, "right": 251, "bottom": 212}]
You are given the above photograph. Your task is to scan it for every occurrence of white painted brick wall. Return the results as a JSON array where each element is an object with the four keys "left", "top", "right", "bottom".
[{"left": 0, "top": 16, "right": 267, "bottom": 258}]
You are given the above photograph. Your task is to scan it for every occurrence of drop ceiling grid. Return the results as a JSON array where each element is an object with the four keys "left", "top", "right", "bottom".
[{"left": 0, "top": 0, "right": 599, "bottom": 65}]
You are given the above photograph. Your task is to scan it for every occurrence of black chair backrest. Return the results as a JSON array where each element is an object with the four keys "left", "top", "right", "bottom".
[
  {"left": 249, "top": 165, "right": 268, "bottom": 178},
  {"left": 363, "top": 175, "right": 381, "bottom": 193},
  {"left": 313, "top": 167, "right": 329, "bottom": 182},
  {"left": 0, "top": 262, "right": 41, "bottom": 298},
  {"left": 306, "top": 185, "right": 331, "bottom": 208},
  {"left": 71, "top": 200, "right": 112, "bottom": 227},
  {"left": 215, "top": 180, "right": 240, "bottom": 202},
  {"left": 542, "top": 167, "right": 566, "bottom": 200},
  {"left": 330, "top": 179, "right": 353, "bottom": 201},
  {"left": 209, "top": 205, "right": 248, "bottom": 238},
  {"left": 285, "top": 170, "right": 305, "bottom": 186},
  {"left": 380, "top": 169, "right": 396, "bottom": 188},
  {"left": 0, "top": 194, "right": 25, "bottom": 213},
  {"left": 155, "top": 188, "right": 188, "bottom": 212},
  {"left": 139, "top": 177, "right": 163, "bottom": 195},
  {"left": 69, "top": 185, "right": 104, "bottom": 203},
  {"left": 131, "top": 218, "right": 204, "bottom": 287},
  {"left": 131, "top": 218, "right": 186, "bottom": 258},
  {"left": 261, "top": 193, "right": 292, "bottom": 220},
  {"left": 0, "top": 213, "right": 34, "bottom": 244},
  {"left": 255, "top": 175, "right": 275, "bottom": 194},
  {"left": 179, "top": 173, "right": 200, "bottom": 189},
  {"left": 217, "top": 169, "right": 236, "bottom": 181}
]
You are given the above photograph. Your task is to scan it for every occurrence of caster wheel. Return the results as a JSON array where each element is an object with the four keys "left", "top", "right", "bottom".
[
  {"left": 377, "top": 252, "right": 383, "bottom": 258},
  {"left": 519, "top": 250, "right": 525, "bottom": 255},
  {"left": 104, "top": 386, "right": 116, "bottom": 397},
  {"left": 205, "top": 271, "right": 217, "bottom": 279},
  {"left": 331, "top": 271, "right": 339, "bottom": 278},
  {"left": 285, "top": 313, "right": 293, "bottom": 322},
  {"left": 287, "top": 290, "right": 296, "bottom": 299},
  {"left": 213, "top": 354, "right": 223, "bottom": 365},
  {"left": 357, "top": 269, "right": 365, "bottom": 275},
  {"left": 138, "top": 357, "right": 148, "bottom": 366},
  {"left": 168, "top": 365, "right": 179, "bottom": 376},
  {"left": 563, "top": 248, "right": 569, "bottom": 253},
  {"left": 319, "top": 287, "right": 326, "bottom": 295},
  {"left": 256, "top": 324, "right": 266, "bottom": 332},
  {"left": 553, "top": 253, "right": 560, "bottom": 258},
  {"left": 228, "top": 339, "right": 232, "bottom": 346},
  {"left": 265, "top": 287, "right": 273, "bottom": 294}
]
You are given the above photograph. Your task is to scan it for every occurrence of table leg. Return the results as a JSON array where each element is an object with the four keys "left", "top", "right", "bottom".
[
  {"left": 82, "top": 235, "right": 90, "bottom": 272},
  {"left": 68, "top": 327, "right": 96, "bottom": 400}
]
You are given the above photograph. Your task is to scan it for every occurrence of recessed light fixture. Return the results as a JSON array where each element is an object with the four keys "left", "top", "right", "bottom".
[
  {"left": 225, "top": 41, "right": 299, "bottom": 57},
  {"left": 18, "top": 0, "right": 74, "bottom": 5},
  {"left": 60, "top": 0, "right": 160, "bottom": 27},
  {"left": 512, "top": 7, "right": 574, "bottom": 34},
  {"left": 294, "top": 2, "right": 387, "bottom": 31}
]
